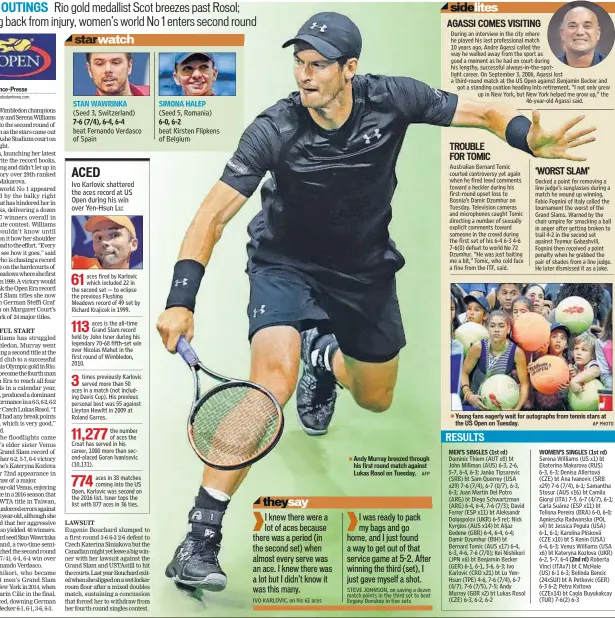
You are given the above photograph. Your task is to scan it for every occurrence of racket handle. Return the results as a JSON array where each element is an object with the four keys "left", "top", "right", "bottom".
[{"left": 176, "top": 335, "right": 199, "bottom": 366}]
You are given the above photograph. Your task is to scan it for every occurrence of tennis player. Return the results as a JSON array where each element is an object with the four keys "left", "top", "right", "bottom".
[
  {"left": 157, "top": 12, "right": 596, "bottom": 590},
  {"left": 173, "top": 52, "right": 218, "bottom": 96},
  {"left": 85, "top": 52, "right": 150, "bottom": 96},
  {"left": 558, "top": 5, "right": 606, "bottom": 68},
  {"left": 71, "top": 215, "right": 139, "bottom": 270}
]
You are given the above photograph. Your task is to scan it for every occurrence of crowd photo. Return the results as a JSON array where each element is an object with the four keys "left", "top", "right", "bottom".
[{"left": 451, "top": 283, "right": 613, "bottom": 412}]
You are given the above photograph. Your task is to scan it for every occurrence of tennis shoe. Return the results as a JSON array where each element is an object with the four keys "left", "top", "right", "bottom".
[
  {"left": 296, "top": 327, "right": 338, "bottom": 436},
  {"left": 165, "top": 507, "right": 227, "bottom": 591}
]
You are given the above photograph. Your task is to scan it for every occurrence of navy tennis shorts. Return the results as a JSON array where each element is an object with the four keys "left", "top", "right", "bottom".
[{"left": 246, "top": 260, "right": 406, "bottom": 363}]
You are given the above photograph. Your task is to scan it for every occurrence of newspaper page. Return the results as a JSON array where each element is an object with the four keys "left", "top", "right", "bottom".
[{"left": 0, "top": 0, "right": 612, "bottom": 616}]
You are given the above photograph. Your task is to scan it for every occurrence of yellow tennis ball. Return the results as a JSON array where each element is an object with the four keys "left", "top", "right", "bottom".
[{"left": 14, "top": 39, "right": 32, "bottom": 52}]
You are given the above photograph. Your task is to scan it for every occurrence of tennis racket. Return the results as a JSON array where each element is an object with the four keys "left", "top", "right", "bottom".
[{"left": 176, "top": 335, "right": 284, "bottom": 471}]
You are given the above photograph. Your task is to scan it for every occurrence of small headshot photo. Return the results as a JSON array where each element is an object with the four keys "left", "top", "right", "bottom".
[
  {"left": 73, "top": 52, "right": 150, "bottom": 96},
  {"left": 548, "top": 1, "right": 614, "bottom": 68},
  {"left": 71, "top": 215, "right": 143, "bottom": 270},
  {"left": 159, "top": 52, "right": 236, "bottom": 96}
]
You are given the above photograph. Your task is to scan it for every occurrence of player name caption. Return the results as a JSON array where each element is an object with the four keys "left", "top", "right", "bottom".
[
  {"left": 72, "top": 102, "right": 142, "bottom": 147},
  {"left": 351, "top": 454, "right": 431, "bottom": 478},
  {"left": 156, "top": 101, "right": 224, "bottom": 146}
]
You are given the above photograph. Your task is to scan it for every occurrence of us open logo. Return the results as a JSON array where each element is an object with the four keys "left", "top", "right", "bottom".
[{"left": 0, "top": 34, "right": 55, "bottom": 80}]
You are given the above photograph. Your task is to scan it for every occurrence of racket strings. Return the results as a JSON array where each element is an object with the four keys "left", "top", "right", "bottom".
[{"left": 191, "top": 386, "right": 280, "bottom": 467}]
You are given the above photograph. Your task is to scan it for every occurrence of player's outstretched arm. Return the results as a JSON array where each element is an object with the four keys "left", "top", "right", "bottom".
[
  {"left": 176, "top": 180, "right": 248, "bottom": 265},
  {"left": 451, "top": 97, "right": 596, "bottom": 161},
  {"left": 156, "top": 181, "right": 248, "bottom": 353}
]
